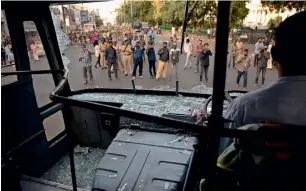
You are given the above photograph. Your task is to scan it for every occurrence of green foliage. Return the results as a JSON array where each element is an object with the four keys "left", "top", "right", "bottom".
[
  {"left": 114, "top": 1, "right": 248, "bottom": 30},
  {"left": 160, "top": 1, "right": 186, "bottom": 27},
  {"left": 267, "top": 16, "right": 282, "bottom": 30},
  {"left": 230, "top": 1, "right": 249, "bottom": 28},
  {"left": 116, "top": 1, "right": 155, "bottom": 25},
  {"left": 261, "top": 1, "right": 306, "bottom": 12}
]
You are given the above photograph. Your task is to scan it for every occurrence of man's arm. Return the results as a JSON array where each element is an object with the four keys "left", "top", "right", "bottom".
[
  {"left": 157, "top": 48, "right": 164, "bottom": 55},
  {"left": 222, "top": 99, "right": 244, "bottom": 151},
  {"left": 208, "top": 50, "right": 212, "bottom": 56},
  {"left": 246, "top": 57, "right": 251, "bottom": 68},
  {"left": 236, "top": 55, "right": 243, "bottom": 63},
  {"left": 105, "top": 48, "right": 108, "bottom": 60},
  {"left": 264, "top": 52, "right": 270, "bottom": 60}
]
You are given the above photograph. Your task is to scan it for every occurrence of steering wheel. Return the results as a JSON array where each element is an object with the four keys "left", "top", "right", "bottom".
[{"left": 203, "top": 90, "right": 248, "bottom": 120}]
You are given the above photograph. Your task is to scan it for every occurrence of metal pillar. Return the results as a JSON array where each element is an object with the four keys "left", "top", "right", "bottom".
[
  {"left": 205, "top": 0, "right": 231, "bottom": 184},
  {"left": 130, "top": 0, "right": 133, "bottom": 24},
  {"left": 180, "top": 0, "right": 189, "bottom": 53}
]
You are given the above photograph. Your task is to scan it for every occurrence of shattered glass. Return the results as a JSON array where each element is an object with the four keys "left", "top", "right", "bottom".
[
  {"left": 70, "top": 84, "right": 242, "bottom": 128},
  {"left": 51, "top": 11, "right": 71, "bottom": 69}
]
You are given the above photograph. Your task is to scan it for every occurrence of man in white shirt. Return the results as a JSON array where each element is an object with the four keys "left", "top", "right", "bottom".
[
  {"left": 184, "top": 38, "right": 193, "bottom": 69},
  {"left": 254, "top": 37, "right": 264, "bottom": 67},
  {"left": 207, "top": 29, "right": 211, "bottom": 39}
]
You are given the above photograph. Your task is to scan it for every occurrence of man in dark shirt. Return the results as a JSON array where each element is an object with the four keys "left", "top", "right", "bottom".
[
  {"left": 255, "top": 45, "right": 270, "bottom": 87},
  {"left": 146, "top": 40, "right": 156, "bottom": 78},
  {"left": 156, "top": 42, "right": 170, "bottom": 80},
  {"left": 132, "top": 41, "right": 145, "bottom": 80},
  {"left": 199, "top": 43, "right": 212, "bottom": 82},
  {"left": 138, "top": 35, "right": 146, "bottom": 49},
  {"left": 105, "top": 41, "right": 118, "bottom": 80}
]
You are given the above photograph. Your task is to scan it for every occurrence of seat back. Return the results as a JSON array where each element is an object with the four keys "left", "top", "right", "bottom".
[{"left": 236, "top": 124, "right": 306, "bottom": 191}]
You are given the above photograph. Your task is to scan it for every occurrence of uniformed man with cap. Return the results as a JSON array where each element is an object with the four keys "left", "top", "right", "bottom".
[{"left": 121, "top": 38, "right": 133, "bottom": 76}]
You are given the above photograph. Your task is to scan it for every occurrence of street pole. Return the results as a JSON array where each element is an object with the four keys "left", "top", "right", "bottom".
[
  {"left": 180, "top": 0, "right": 189, "bottom": 53},
  {"left": 130, "top": 0, "right": 133, "bottom": 25}
]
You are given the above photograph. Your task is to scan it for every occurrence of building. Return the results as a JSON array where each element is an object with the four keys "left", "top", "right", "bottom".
[{"left": 244, "top": 0, "right": 297, "bottom": 28}]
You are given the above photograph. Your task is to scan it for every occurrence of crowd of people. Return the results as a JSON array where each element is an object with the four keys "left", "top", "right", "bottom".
[
  {"left": 78, "top": 26, "right": 179, "bottom": 83},
  {"left": 77, "top": 25, "right": 218, "bottom": 85},
  {"left": 228, "top": 36, "right": 276, "bottom": 90},
  {"left": 1, "top": 34, "right": 14, "bottom": 66}
]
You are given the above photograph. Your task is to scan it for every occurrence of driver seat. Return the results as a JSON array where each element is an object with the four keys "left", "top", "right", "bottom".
[{"left": 215, "top": 123, "right": 306, "bottom": 191}]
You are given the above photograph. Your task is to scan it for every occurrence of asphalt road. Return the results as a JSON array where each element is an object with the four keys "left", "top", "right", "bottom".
[{"left": 1, "top": 34, "right": 278, "bottom": 140}]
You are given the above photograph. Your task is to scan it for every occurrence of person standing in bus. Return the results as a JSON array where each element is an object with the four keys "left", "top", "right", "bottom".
[
  {"left": 99, "top": 38, "right": 107, "bottom": 69},
  {"left": 30, "top": 41, "right": 39, "bottom": 61},
  {"left": 122, "top": 39, "right": 133, "bottom": 76}
]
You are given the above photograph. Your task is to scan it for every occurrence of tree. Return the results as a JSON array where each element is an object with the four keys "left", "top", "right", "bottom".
[
  {"left": 261, "top": 1, "right": 306, "bottom": 12},
  {"left": 267, "top": 16, "right": 282, "bottom": 30},
  {"left": 95, "top": 15, "right": 103, "bottom": 27},
  {"left": 160, "top": 1, "right": 186, "bottom": 27},
  {"left": 116, "top": 1, "right": 155, "bottom": 24},
  {"left": 229, "top": 1, "right": 249, "bottom": 28}
]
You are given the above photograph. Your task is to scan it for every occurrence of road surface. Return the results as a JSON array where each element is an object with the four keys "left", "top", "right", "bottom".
[{"left": 1, "top": 34, "right": 278, "bottom": 140}]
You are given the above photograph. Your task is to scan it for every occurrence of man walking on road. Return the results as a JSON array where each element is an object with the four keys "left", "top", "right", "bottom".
[
  {"left": 105, "top": 41, "right": 118, "bottom": 80},
  {"left": 195, "top": 39, "right": 204, "bottom": 73},
  {"left": 156, "top": 42, "right": 170, "bottom": 80},
  {"left": 184, "top": 38, "right": 193, "bottom": 69},
  {"left": 236, "top": 49, "right": 251, "bottom": 90},
  {"left": 255, "top": 45, "right": 270, "bottom": 87},
  {"left": 254, "top": 37, "right": 264, "bottom": 67},
  {"left": 132, "top": 41, "right": 145, "bottom": 80}
]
